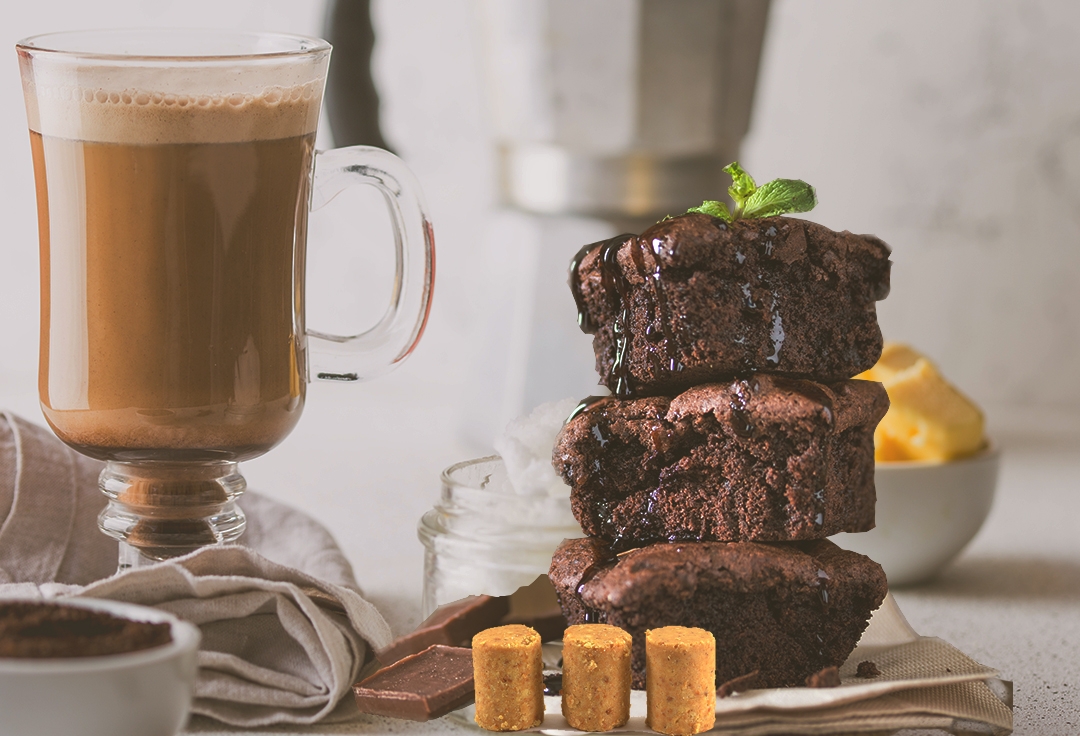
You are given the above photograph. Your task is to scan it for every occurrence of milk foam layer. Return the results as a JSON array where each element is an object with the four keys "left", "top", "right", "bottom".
[{"left": 27, "top": 81, "right": 322, "bottom": 144}]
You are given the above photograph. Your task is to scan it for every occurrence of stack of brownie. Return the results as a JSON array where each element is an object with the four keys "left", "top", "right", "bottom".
[{"left": 548, "top": 213, "right": 893, "bottom": 690}]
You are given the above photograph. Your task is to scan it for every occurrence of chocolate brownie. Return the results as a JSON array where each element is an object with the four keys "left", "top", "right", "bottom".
[
  {"left": 555, "top": 376, "right": 888, "bottom": 548},
  {"left": 548, "top": 537, "right": 887, "bottom": 689},
  {"left": 570, "top": 214, "right": 891, "bottom": 397}
]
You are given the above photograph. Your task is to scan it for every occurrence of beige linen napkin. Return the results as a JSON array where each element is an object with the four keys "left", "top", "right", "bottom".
[{"left": 0, "top": 411, "right": 392, "bottom": 727}]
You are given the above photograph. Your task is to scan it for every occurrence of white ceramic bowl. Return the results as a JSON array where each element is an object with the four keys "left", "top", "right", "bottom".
[
  {"left": 832, "top": 446, "right": 1000, "bottom": 587},
  {"left": 0, "top": 598, "right": 200, "bottom": 736}
]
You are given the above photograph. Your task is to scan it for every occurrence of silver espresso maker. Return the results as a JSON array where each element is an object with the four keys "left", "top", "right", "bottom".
[
  {"left": 322, "top": 0, "right": 772, "bottom": 446},
  {"left": 462, "top": 0, "right": 772, "bottom": 445}
]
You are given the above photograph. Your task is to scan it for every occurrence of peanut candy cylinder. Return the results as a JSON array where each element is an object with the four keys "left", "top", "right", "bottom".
[
  {"left": 645, "top": 626, "right": 716, "bottom": 736},
  {"left": 472, "top": 625, "right": 544, "bottom": 731},
  {"left": 561, "top": 624, "right": 632, "bottom": 731}
]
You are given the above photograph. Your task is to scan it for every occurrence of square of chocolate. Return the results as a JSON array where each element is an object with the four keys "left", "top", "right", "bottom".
[
  {"left": 353, "top": 645, "right": 474, "bottom": 721},
  {"left": 377, "top": 595, "right": 509, "bottom": 665}
]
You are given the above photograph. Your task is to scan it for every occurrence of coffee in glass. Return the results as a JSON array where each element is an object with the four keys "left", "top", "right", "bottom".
[{"left": 17, "top": 30, "right": 435, "bottom": 567}]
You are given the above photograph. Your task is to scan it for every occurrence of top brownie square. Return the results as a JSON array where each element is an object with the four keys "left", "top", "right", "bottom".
[{"left": 571, "top": 214, "right": 891, "bottom": 397}]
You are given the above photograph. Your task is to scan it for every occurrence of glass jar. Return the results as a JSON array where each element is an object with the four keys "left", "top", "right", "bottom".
[{"left": 418, "top": 456, "right": 582, "bottom": 618}]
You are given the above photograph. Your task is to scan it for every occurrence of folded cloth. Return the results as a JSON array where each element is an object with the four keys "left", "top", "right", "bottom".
[
  {"left": 0, "top": 411, "right": 116, "bottom": 585},
  {"left": 0, "top": 411, "right": 392, "bottom": 727}
]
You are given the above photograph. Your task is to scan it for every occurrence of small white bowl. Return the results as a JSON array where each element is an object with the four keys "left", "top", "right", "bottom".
[
  {"left": 0, "top": 597, "right": 200, "bottom": 736},
  {"left": 832, "top": 446, "right": 1000, "bottom": 587}
]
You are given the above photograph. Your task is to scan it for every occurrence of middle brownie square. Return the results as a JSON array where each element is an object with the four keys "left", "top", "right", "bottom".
[{"left": 554, "top": 375, "right": 888, "bottom": 549}]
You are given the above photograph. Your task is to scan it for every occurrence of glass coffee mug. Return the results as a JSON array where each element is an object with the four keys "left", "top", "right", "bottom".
[{"left": 17, "top": 30, "right": 435, "bottom": 567}]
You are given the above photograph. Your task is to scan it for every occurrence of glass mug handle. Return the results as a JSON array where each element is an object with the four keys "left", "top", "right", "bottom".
[{"left": 307, "top": 146, "right": 435, "bottom": 382}]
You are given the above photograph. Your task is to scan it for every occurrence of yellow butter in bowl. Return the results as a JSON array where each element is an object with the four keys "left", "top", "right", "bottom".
[{"left": 858, "top": 343, "right": 985, "bottom": 462}]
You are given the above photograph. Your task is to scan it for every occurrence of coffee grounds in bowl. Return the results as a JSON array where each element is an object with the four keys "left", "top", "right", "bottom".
[{"left": 0, "top": 601, "right": 172, "bottom": 658}]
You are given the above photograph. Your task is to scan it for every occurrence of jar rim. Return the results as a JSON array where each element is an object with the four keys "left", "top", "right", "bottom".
[{"left": 440, "top": 455, "right": 502, "bottom": 492}]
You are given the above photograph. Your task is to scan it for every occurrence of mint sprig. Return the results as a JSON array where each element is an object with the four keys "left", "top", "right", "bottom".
[
  {"left": 685, "top": 199, "right": 732, "bottom": 220},
  {"left": 725, "top": 161, "right": 758, "bottom": 206},
  {"left": 685, "top": 162, "right": 817, "bottom": 222}
]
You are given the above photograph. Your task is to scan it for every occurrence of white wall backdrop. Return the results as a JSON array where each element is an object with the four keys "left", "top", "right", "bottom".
[{"left": 742, "top": 1, "right": 1080, "bottom": 422}]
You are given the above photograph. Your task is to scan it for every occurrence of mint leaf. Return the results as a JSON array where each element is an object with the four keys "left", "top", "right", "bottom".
[
  {"left": 741, "top": 178, "right": 817, "bottom": 219},
  {"left": 676, "top": 162, "right": 817, "bottom": 222},
  {"left": 686, "top": 200, "right": 733, "bottom": 221},
  {"left": 723, "top": 162, "right": 757, "bottom": 212}
]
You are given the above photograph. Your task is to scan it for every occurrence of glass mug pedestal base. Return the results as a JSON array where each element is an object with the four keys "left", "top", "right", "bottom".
[{"left": 98, "top": 461, "right": 247, "bottom": 568}]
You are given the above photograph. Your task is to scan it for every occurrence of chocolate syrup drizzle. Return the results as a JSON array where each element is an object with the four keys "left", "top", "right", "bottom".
[
  {"left": 574, "top": 550, "right": 619, "bottom": 624},
  {"left": 568, "top": 233, "right": 684, "bottom": 398},
  {"left": 565, "top": 395, "right": 612, "bottom": 425},
  {"left": 569, "top": 236, "right": 629, "bottom": 335},
  {"left": 633, "top": 239, "right": 685, "bottom": 378}
]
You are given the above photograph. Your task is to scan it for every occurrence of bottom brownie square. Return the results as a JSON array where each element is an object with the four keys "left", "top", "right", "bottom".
[{"left": 548, "top": 537, "right": 887, "bottom": 689}]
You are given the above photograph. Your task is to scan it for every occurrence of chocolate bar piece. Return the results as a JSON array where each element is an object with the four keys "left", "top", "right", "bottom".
[
  {"left": 499, "top": 575, "right": 567, "bottom": 642},
  {"left": 380, "top": 582, "right": 568, "bottom": 667},
  {"left": 353, "top": 645, "right": 474, "bottom": 721},
  {"left": 502, "top": 610, "right": 565, "bottom": 642},
  {"left": 378, "top": 595, "right": 510, "bottom": 665}
]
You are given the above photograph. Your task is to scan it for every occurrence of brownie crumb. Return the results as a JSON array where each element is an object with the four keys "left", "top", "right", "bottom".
[
  {"left": 543, "top": 672, "right": 563, "bottom": 696},
  {"left": 0, "top": 601, "right": 172, "bottom": 658},
  {"left": 805, "top": 665, "right": 842, "bottom": 688},
  {"left": 717, "top": 670, "right": 760, "bottom": 698},
  {"left": 856, "top": 660, "right": 881, "bottom": 678}
]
